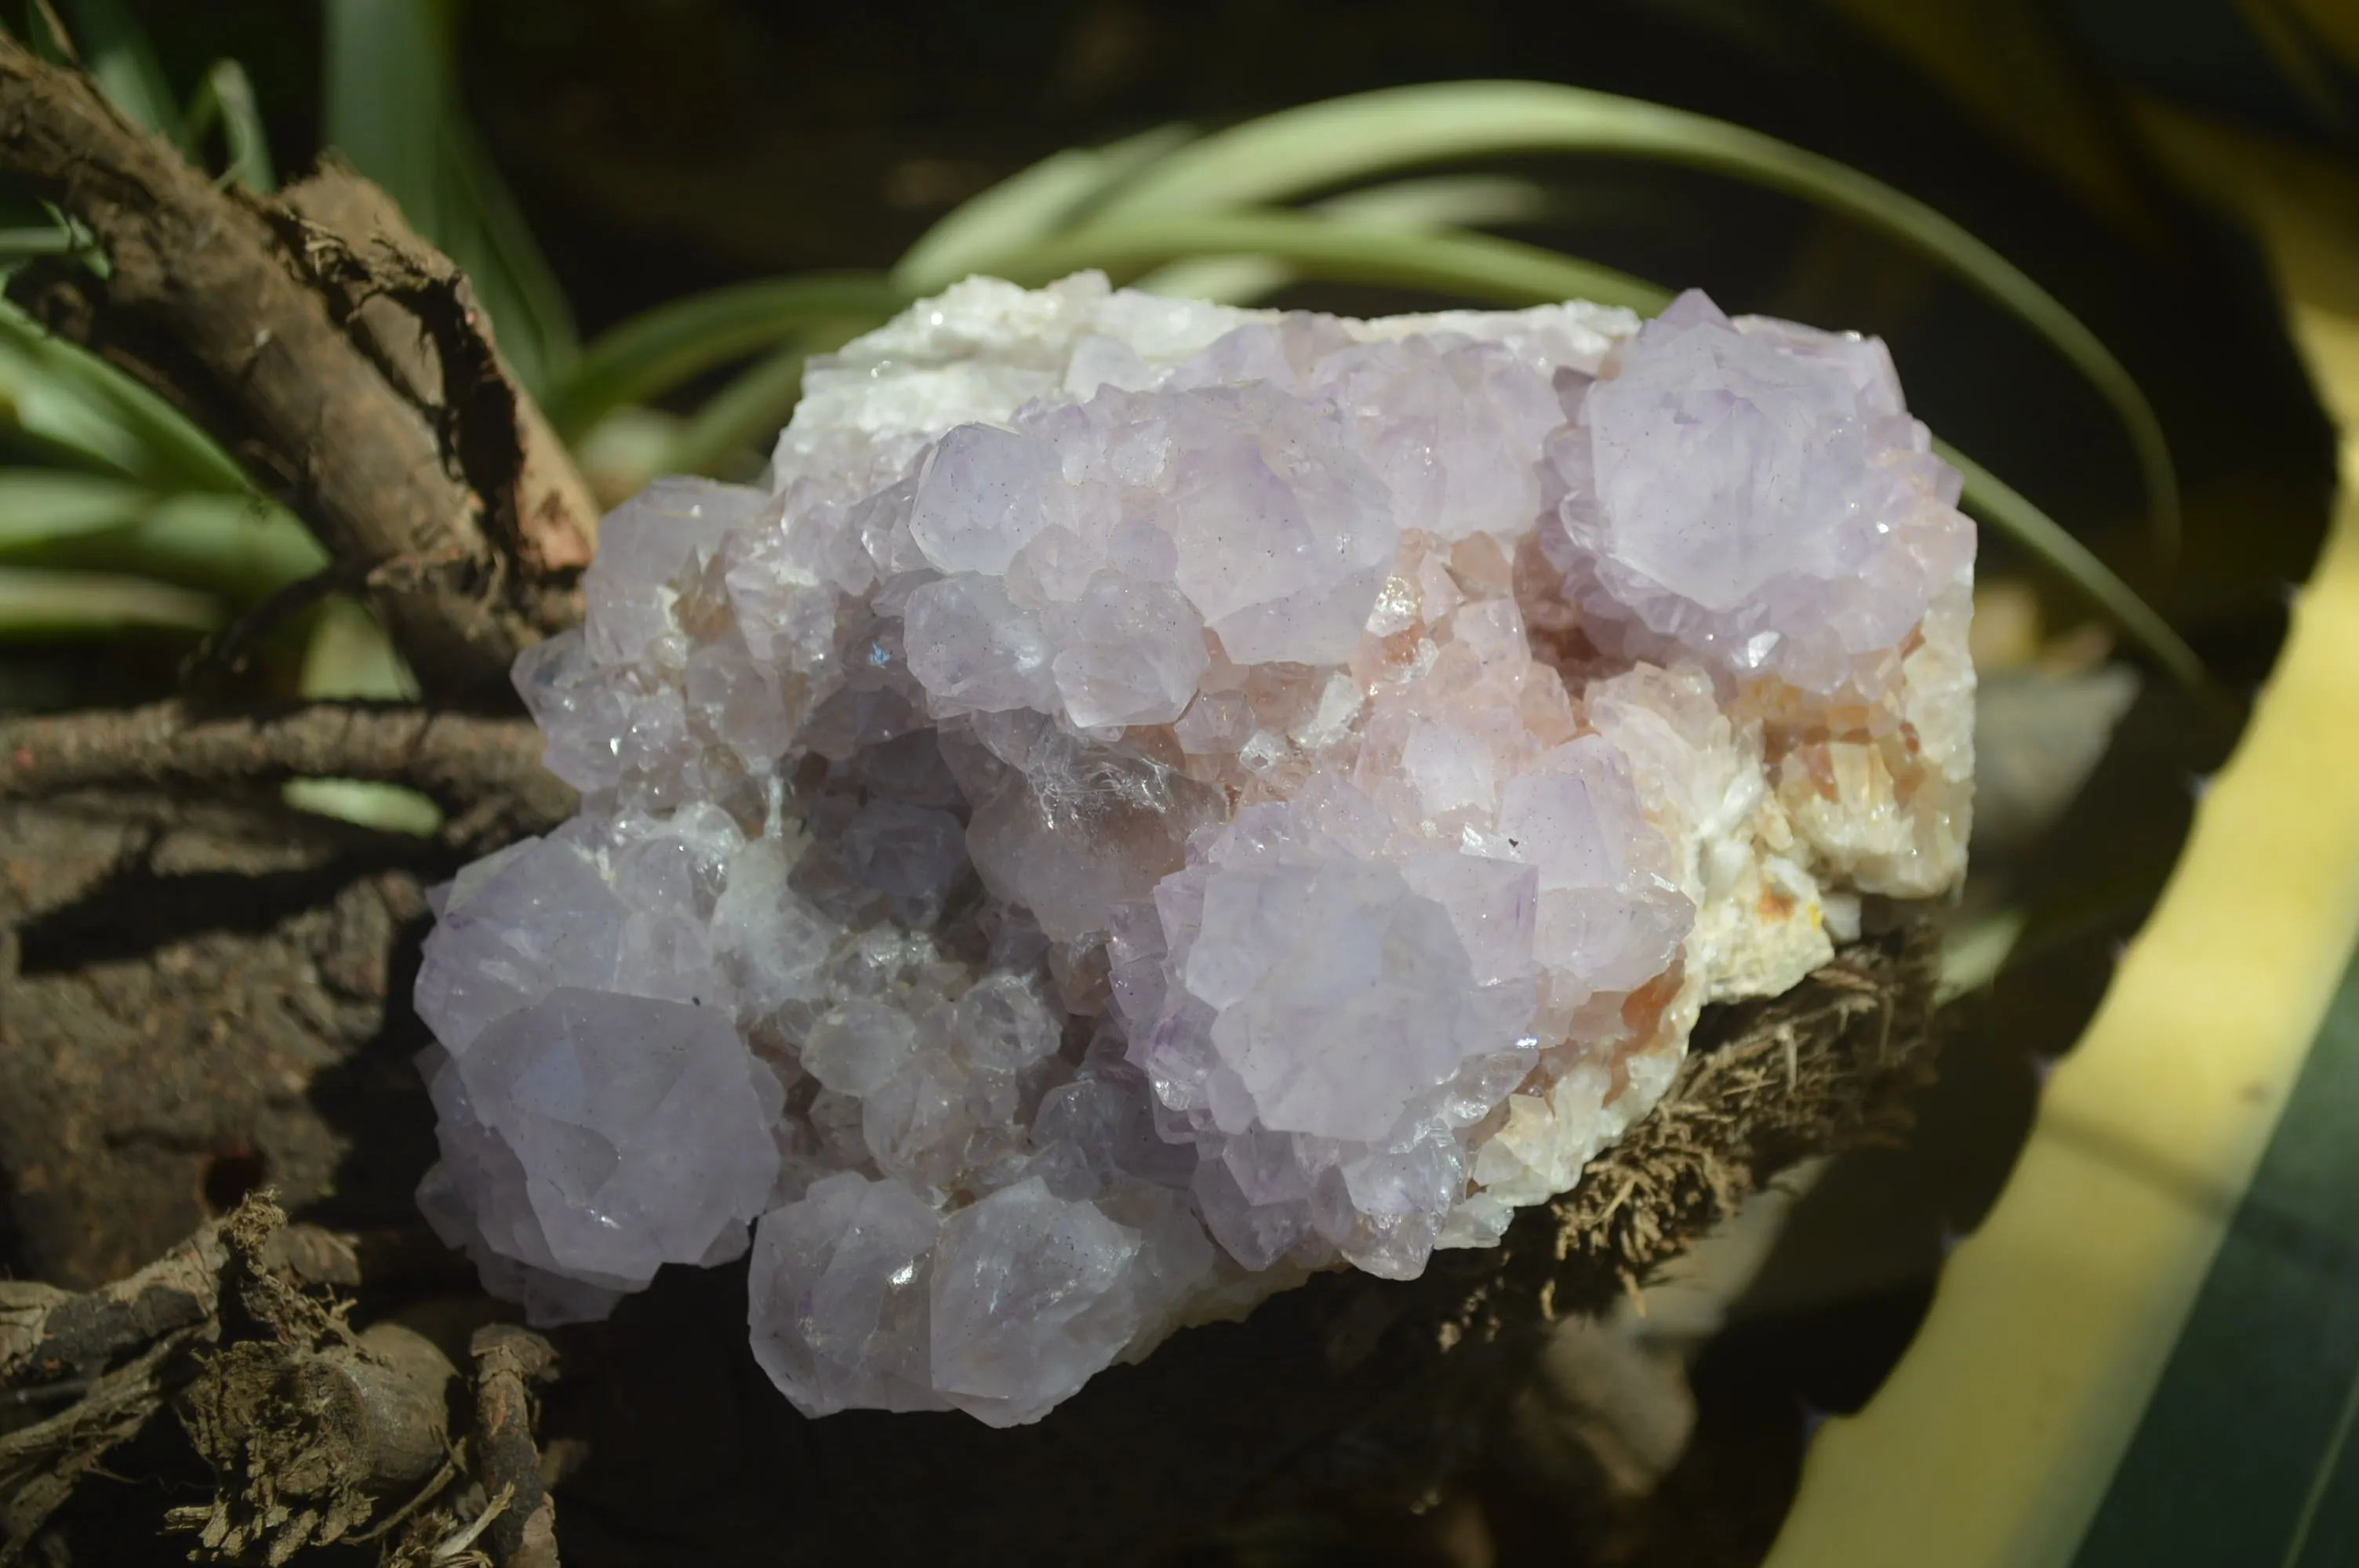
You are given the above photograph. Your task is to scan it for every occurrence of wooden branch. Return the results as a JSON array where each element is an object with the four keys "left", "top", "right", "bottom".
[
  {"left": 0, "top": 34, "right": 597, "bottom": 702},
  {"left": 0, "top": 699, "right": 576, "bottom": 853}
]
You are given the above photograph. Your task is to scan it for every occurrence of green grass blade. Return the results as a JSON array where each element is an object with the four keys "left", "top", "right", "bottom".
[
  {"left": 894, "top": 124, "right": 1194, "bottom": 296},
  {"left": 0, "top": 564, "right": 220, "bottom": 637},
  {"left": 434, "top": 114, "right": 580, "bottom": 396},
  {"left": 1129, "top": 174, "right": 1552, "bottom": 304},
  {"left": 545, "top": 274, "right": 907, "bottom": 441},
  {"left": 322, "top": 0, "right": 445, "bottom": 238},
  {"left": 666, "top": 343, "right": 809, "bottom": 476},
  {"left": 58, "top": 0, "right": 190, "bottom": 151},
  {"left": 283, "top": 596, "right": 440, "bottom": 835},
  {"left": 0, "top": 470, "right": 151, "bottom": 542},
  {"left": 185, "top": 59, "right": 277, "bottom": 193},
  {"left": 0, "top": 224, "right": 75, "bottom": 260},
  {"left": 667, "top": 323, "right": 848, "bottom": 478},
  {"left": 1314, "top": 172, "right": 1550, "bottom": 230},
  {"left": 0, "top": 474, "right": 326, "bottom": 603},
  {"left": 0, "top": 300, "right": 253, "bottom": 493},
  {"left": 1089, "top": 81, "right": 2179, "bottom": 554},
  {"left": 1127, "top": 255, "right": 1292, "bottom": 304},
  {"left": 989, "top": 211, "right": 1671, "bottom": 314},
  {"left": 1937, "top": 437, "right": 2208, "bottom": 695},
  {"left": 1937, "top": 906, "right": 2028, "bottom": 1004}
]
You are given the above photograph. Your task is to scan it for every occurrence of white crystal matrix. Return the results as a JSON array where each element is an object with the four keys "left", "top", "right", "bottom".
[{"left": 413, "top": 277, "right": 1973, "bottom": 1425}]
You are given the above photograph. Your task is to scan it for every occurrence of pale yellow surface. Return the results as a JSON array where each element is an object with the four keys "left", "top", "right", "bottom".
[{"left": 1764, "top": 118, "right": 2359, "bottom": 1568}]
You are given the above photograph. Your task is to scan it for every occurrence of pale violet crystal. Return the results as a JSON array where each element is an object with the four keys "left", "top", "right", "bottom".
[
  {"left": 1544, "top": 289, "right": 1973, "bottom": 692},
  {"left": 414, "top": 272, "right": 1974, "bottom": 1425}
]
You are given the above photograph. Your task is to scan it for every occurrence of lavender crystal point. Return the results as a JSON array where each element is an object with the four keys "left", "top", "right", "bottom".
[{"left": 413, "top": 274, "right": 1976, "bottom": 1422}]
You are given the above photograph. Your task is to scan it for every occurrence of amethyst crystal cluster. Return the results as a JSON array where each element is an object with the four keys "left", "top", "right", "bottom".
[{"left": 413, "top": 278, "right": 1974, "bottom": 1426}]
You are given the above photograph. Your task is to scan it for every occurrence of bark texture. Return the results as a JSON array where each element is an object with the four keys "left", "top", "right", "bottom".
[
  {"left": 0, "top": 32, "right": 594, "bottom": 703},
  {"left": 0, "top": 700, "right": 574, "bottom": 853}
]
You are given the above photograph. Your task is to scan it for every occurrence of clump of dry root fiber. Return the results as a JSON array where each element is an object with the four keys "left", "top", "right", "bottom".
[{"left": 1, "top": 1195, "right": 559, "bottom": 1567}]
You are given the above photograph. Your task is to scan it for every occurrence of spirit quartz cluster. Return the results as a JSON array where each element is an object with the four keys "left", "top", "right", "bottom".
[{"left": 413, "top": 276, "right": 1975, "bottom": 1426}]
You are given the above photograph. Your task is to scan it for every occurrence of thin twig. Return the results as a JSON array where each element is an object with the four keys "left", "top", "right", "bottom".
[{"left": 0, "top": 699, "right": 572, "bottom": 853}]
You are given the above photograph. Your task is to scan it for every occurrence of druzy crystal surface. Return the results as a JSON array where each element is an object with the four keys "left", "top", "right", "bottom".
[{"left": 413, "top": 274, "right": 1974, "bottom": 1426}]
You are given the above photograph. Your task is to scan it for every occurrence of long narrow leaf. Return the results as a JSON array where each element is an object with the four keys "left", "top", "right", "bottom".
[
  {"left": 894, "top": 125, "right": 1194, "bottom": 296},
  {"left": 1315, "top": 172, "right": 1550, "bottom": 230},
  {"left": 0, "top": 225, "right": 75, "bottom": 260},
  {"left": 1936, "top": 437, "right": 2209, "bottom": 695},
  {"left": 1130, "top": 173, "right": 1551, "bottom": 304},
  {"left": 988, "top": 210, "right": 1671, "bottom": 314},
  {"left": 0, "top": 470, "right": 152, "bottom": 542},
  {"left": 58, "top": 0, "right": 190, "bottom": 151},
  {"left": 322, "top": 0, "right": 445, "bottom": 238},
  {"left": 0, "top": 564, "right": 220, "bottom": 637},
  {"left": 1126, "top": 255, "right": 1292, "bottom": 305},
  {"left": 546, "top": 274, "right": 907, "bottom": 441},
  {"left": 0, "top": 474, "right": 326, "bottom": 603},
  {"left": 0, "top": 301, "right": 253, "bottom": 493},
  {"left": 1088, "top": 81, "right": 2179, "bottom": 553},
  {"left": 185, "top": 59, "right": 277, "bottom": 193},
  {"left": 666, "top": 343, "right": 811, "bottom": 476},
  {"left": 286, "top": 596, "right": 441, "bottom": 834},
  {"left": 667, "top": 318, "right": 873, "bottom": 477},
  {"left": 437, "top": 112, "right": 579, "bottom": 396},
  {"left": 1936, "top": 907, "right": 2027, "bottom": 1004}
]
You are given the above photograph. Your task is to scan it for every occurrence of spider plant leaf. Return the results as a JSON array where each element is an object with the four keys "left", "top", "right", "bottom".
[
  {"left": 545, "top": 274, "right": 907, "bottom": 442},
  {"left": 665, "top": 343, "right": 814, "bottom": 478},
  {"left": 0, "top": 300, "right": 252, "bottom": 494},
  {"left": 322, "top": 0, "right": 445, "bottom": 238},
  {"left": 1129, "top": 173, "right": 1552, "bottom": 304},
  {"left": 0, "top": 564, "right": 221, "bottom": 637},
  {"left": 0, "top": 224, "right": 77, "bottom": 261},
  {"left": 1314, "top": 172, "right": 1550, "bottom": 230},
  {"left": 0, "top": 470, "right": 151, "bottom": 541},
  {"left": 1937, "top": 906, "right": 2028, "bottom": 1004},
  {"left": 285, "top": 596, "right": 441, "bottom": 835},
  {"left": 1089, "top": 81, "right": 2179, "bottom": 554},
  {"left": 990, "top": 210, "right": 1671, "bottom": 314},
  {"left": 184, "top": 59, "right": 277, "bottom": 193},
  {"left": 1126, "top": 255, "right": 1292, "bottom": 305},
  {"left": 434, "top": 113, "right": 580, "bottom": 397},
  {"left": 0, "top": 474, "right": 325, "bottom": 603},
  {"left": 662, "top": 310, "right": 874, "bottom": 477},
  {"left": 1936, "top": 437, "right": 2210, "bottom": 696},
  {"left": 57, "top": 0, "right": 190, "bottom": 152},
  {"left": 894, "top": 124, "right": 1195, "bottom": 296}
]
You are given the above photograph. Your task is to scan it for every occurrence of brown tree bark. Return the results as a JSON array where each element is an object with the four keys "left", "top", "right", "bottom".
[{"left": 0, "top": 31, "right": 594, "bottom": 704}]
